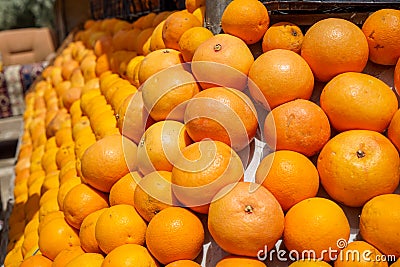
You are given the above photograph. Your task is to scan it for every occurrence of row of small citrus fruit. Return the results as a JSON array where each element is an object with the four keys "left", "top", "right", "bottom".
[{"left": 5, "top": 0, "right": 400, "bottom": 266}]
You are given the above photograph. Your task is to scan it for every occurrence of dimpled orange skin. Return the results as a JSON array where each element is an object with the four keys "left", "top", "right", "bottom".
[
  {"left": 283, "top": 197, "right": 351, "bottom": 262},
  {"left": 320, "top": 72, "right": 398, "bottom": 133},
  {"left": 146, "top": 207, "right": 204, "bottom": 265},
  {"left": 264, "top": 99, "right": 331, "bottom": 157},
  {"left": 362, "top": 9, "right": 400, "bottom": 65},
  {"left": 301, "top": 18, "right": 369, "bottom": 82},
  {"left": 248, "top": 49, "right": 314, "bottom": 110},
  {"left": 216, "top": 255, "right": 266, "bottom": 267},
  {"left": 317, "top": 130, "right": 399, "bottom": 207},
  {"left": 360, "top": 194, "right": 400, "bottom": 258},
  {"left": 208, "top": 182, "right": 284, "bottom": 257},
  {"left": 388, "top": 109, "right": 400, "bottom": 151}
]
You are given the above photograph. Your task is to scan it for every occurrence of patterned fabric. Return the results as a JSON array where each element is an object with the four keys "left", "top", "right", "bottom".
[{"left": 0, "top": 61, "right": 47, "bottom": 119}]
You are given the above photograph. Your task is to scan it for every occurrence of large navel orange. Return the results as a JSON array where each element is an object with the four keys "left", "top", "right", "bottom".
[
  {"left": 283, "top": 197, "right": 350, "bottom": 262},
  {"left": 166, "top": 260, "right": 201, "bottom": 267},
  {"left": 178, "top": 26, "right": 213, "bottom": 62},
  {"left": 146, "top": 207, "right": 204, "bottom": 265},
  {"left": 191, "top": 34, "right": 254, "bottom": 90},
  {"left": 184, "top": 86, "right": 258, "bottom": 151},
  {"left": 221, "top": 0, "right": 269, "bottom": 45},
  {"left": 102, "top": 244, "right": 159, "bottom": 267},
  {"left": 317, "top": 130, "right": 399, "bottom": 207},
  {"left": 79, "top": 208, "right": 107, "bottom": 253},
  {"left": 248, "top": 49, "right": 314, "bottom": 110},
  {"left": 64, "top": 253, "right": 104, "bottom": 267},
  {"left": 109, "top": 171, "right": 141, "bottom": 206},
  {"left": 95, "top": 204, "right": 147, "bottom": 254},
  {"left": 171, "top": 140, "right": 244, "bottom": 213},
  {"left": 216, "top": 255, "right": 266, "bottom": 267},
  {"left": 208, "top": 182, "right": 284, "bottom": 257},
  {"left": 134, "top": 171, "right": 177, "bottom": 222},
  {"left": 136, "top": 120, "right": 192, "bottom": 176},
  {"left": 118, "top": 91, "right": 154, "bottom": 144},
  {"left": 80, "top": 134, "right": 138, "bottom": 192},
  {"left": 255, "top": 150, "right": 319, "bottom": 212},
  {"left": 262, "top": 22, "right": 304, "bottom": 53},
  {"left": 359, "top": 194, "right": 400, "bottom": 258},
  {"left": 138, "top": 49, "right": 183, "bottom": 85},
  {"left": 320, "top": 72, "right": 398, "bottom": 132},
  {"left": 63, "top": 183, "right": 109, "bottom": 229},
  {"left": 38, "top": 217, "right": 80, "bottom": 260},
  {"left": 141, "top": 67, "right": 200, "bottom": 122},
  {"left": 162, "top": 10, "right": 201, "bottom": 50},
  {"left": 20, "top": 254, "right": 52, "bottom": 267},
  {"left": 301, "top": 18, "right": 369, "bottom": 82},
  {"left": 52, "top": 246, "right": 85, "bottom": 267},
  {"left": 362, "top": 9, "right": 400, "bottom": 65},
  {"left": 264, "top": 99, "right": 331, "bottom": 157}
]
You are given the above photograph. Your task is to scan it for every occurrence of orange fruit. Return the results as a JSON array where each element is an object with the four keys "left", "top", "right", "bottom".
[
  {"left": 52, "top": 246, "right": 85, "bottom": 267},
  {"left": 141, "top": 67, "right": 200, "bottom": 122},
  {"left": 255, "top": 150, "right": 319, "bottom": 211},
  {"left": 138, "top": 48, "right": 183, "bottom": 85},
  {"left": 109, "top": 171, "right": 141, "bottom": 206},
  {"left": 216, "top": 255, "right": 266, "bottom": 267},
  {"left": 221, "top": 0, "right": 269, "bottom": 44},
  {"left": 334, "top": 241, "right": 389, "bottom": 267},
  {"left": 289, "top": 260, "right": 332, "bottom": 267},
  {"left": 283, "top": 197, "right": 350, "bottom": 261},
  {"left": 134, "top": 171, "right": 177, "bottom": 222},
  {"left": 317, "top": 130, "right": 399, "bottom": 207},
  {"left": 125, "top": 56, "right": 145, "bottom": 84},
  {"left": 81, "top": 134, "right": 138, "bottom": 192},
  {"left": 264, "top": 99, "right": 331, "bottom": 157},
  {"left": 150, "top": 20, "right": 167, "bottom": 51},
  {"left": 262, "top": 22, "right": 304, "bottom": 53},
  {"left": 136, "top": 120, "right": 192, "bottom": 175},
  {"left": 136, "top": 28, "right": 154, "bottom": 55},
  {"left": 79, "top": 208, "right": 107, "bottom": 253},
  {"left": 248, "top": 49, "right": 314, "bottom": 110},
  {"left": 64, "top": 253, "right": 104, "bottom": 267},
  {"left": 146, "top": 207, "right": 204, "bottom": 264},
  {"left": 192, "top": 6, "right": 205, "bottom": 24},
  {"left": 38, "top": 210, "right": 64, "bottom": 233},
  {"left": 166, "top": 260, "right": 201, "bottom": 267},
  {"left": 38, "top": 217, "right": 80, "bottom": 260},
  {"left": 162, "top": 10, "right": 201, "bottom": 50},
  {"left": 178, "top": 27, "right": 214, "bottom": 62},
  {"left": 208, "top": 182, "right": 284, "bottom": 257},
  {"left": 359, "top": 194, "right": 400, "bottom": 258},
  {"left": 362, "top": 9, "right": 400, "bottom": 65},
  {"left": 395, "top": 57, "right": 400, "bottom": 94},
  {"left": 388, "top": 109, "right": 400, "bottom": 151},
  {"left": 117, "top": 91, "right": 154, "bottom": 144},
  {"left": 171, "top": 140, "right": 244, "bottom": 213},
  {"left": 152, "top": 11, "right": 172, "bottom": 27},
  {"left": 320, "top": 72, "right": 398, "bottom": 132},
  {"left": 192, "top": 34, "right": 254, "bottom": 90},
  {"left": 184, "top": 86, "right": 258, "bottom": 151},
  {"left": 20, "top": 254, "right": 52, "bottom": 267},
  {"left": 61, "top": 87, "right": 82, "bottom": 111},
  {"left": 185, "top": 0, "right": 205, "bottom": 13},
  {"left": 95, "top": 204, "right": 147, "bottom": 254},
  {"left": 102, "top": 244, "right": 159, "bottom": 267},
  {"left": 63, "top": 183, "right": 109, "bottom": 229},
  {"left": 301, "top": 18, "right": 369, "bottom": 82}
]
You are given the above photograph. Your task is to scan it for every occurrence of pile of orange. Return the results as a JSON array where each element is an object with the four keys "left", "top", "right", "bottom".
[{"left": 5, "top": 0, "right": 400, "bottom": 266}]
